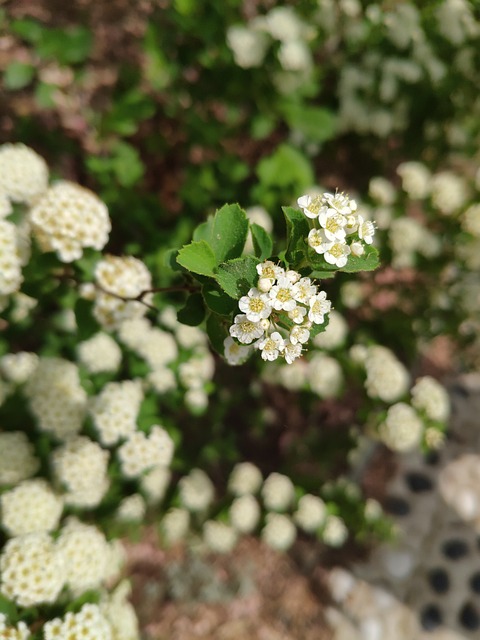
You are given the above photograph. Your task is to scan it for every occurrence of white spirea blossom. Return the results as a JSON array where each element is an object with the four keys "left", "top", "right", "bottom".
[
  {"left": 0, "top": 431, "right": 39, "bottom": 484},
  {"left": 52, "top": 436, "right": 110, "bottom": 508},
  {"left": 57, "top": 519, "right": 109, "bottom": 595},
  {"left": 308, "top": 353, "right": 343, "bottom": 398},
  {"left": 262, "top": 513, "right": 296, "bottom": 551},
  {"left": 462, "top": 203, "right": 480, "bottom": 237},
  {"left": 0, "top": 191, "right": 12, "bottom": 218},
  {"left": 262, "top": 472, "right": 295, "bottom": 511},
  {"left": 101, "top": 581, "right": 139, "bottom": 640},
  {"left": 341, "top": 281, "right": 365, "bottom": 309},
  {"left": 30, "top": 181, "right": 111, "bottom": 262},
  {"left": 228, "top": 462, "right": 263, "bottom": 496},
  {"left": 223, "top": 336, "right": 251, "bottom": 366},
  {"left": 185, "top": 388, "right": 209, "bottom": 412},
  {"left": 0, "top": 533, "right": 64, "bottom": 607},
  {"left": 140, "top": 465, "right": 171, "bottom": 505},
  {"left": 264, "top": 6, "right": 306, "bottom": 42},
  {"left": 77, "top": 332, "right": 122, "bottom": 373},
  {"left": 179, "top": 468, "right": 215, "bottom": 512},
  {"left": 322, "top": 515, "right": 348, "bottom": 547},
  {"left": 0, "top": 143, "right": 48, "bottom": 203},
  {"left": 203, "top": 520, "right": 238, "bottom": 554},
  {"left": 0, "top": 352, "right": 38, "bottom": 384},
  {"left": 379, "top": 402, "right": 424, "bottom": 452},
  {"left": 397, "top": 161, "right": 431, "bottom": 199},
  {"left": 147, "top": 367, "right": 177, "bottom": 394},
  {"left": 23, "top": 357, "right": 87, "bottom": 440},
  {"left": 430, "top": 170, "right": 469, "bottom": 215},
  {"left": 43, "top": 603, "right": 112, "bottom": 640},
  {"left": 175, "top": 323, "right": 207, "bottom": 349},
  {"left": 116, "top": 494, "right": 146, "bottom": 522},
  {"left": 226, "top": 25, "right": 269, "bottom": 69},
  {"left": 294, "top": 494, "right": 327, "bottom": 533},
  {"left": 229, "top": 495, "right": 261, "bottom": 534},
  {"left": 117, "top": 426, "right": 174, "bottom": 479},
  {"left": 92, "top": 255, "right": 152, "bottom": 329},
  {"left": 1, "top": 479, "right": 63, "bottom": 536},
  {"left": 435, "top": 0, "right": 479, "bottom": 45},
  {"left": 0, "top": 613, "right": 30, "bottom": 640},
  {"left": 364, "top": 346, "right": 410, "bottom": 403},
  {"left": 313, "top": 310, "right": 348, "bottom": 350},
  {"left": 368, "top": 176, "right": 396, "bottom": 205},
  {"left": 278, "top": 40, "right": 312, "bottom": 72},
  {"left": 0, "top": 220, "right": 23, "bottom": 295},
  {"left": 161, "top": 508, "right": 190, "bottom": 545},
  {"left": 178, "top": 348, "right": 215, "bottom": 390},
  {"left": 411, "top": 376, "right": 450, "bottom": 422},
  {"left": 90, "top": 379, "right": 143, "bottom": 446}
]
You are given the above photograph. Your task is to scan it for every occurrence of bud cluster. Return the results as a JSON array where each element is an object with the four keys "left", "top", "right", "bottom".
[{"left": 226, "top": 261, "right": 331, "bottom": 365}]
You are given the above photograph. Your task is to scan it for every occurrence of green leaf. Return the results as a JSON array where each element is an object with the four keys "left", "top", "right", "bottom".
[
  {"left": 211, "top": 203, "right": 249, "bottom": 263},
  {"left": 35, "top": 82, "right": 56, "bottom": 108},
  {"left": 177, "top": 241, "right": 217, "bottom": 277},
  {"left": 283, "top": 206, "right": 310, "bottom": 266},
  {"left": 250, "top": 223, "right": 273, "bottom": 261},
  {"left": 215, "top": 256, "right": 261, "bottom": 299},
  {"left": 306, "top": 247, "right": 338, "bottom": 272},
  {"left": 0, "top": 594, "right": 18, "bottom": 622},
  {"left": 177, "top": 292, "right": 206, "bottom": 326},
  {"left": 310, "top": 270, "right": 336, "bottom": 280},
  {"left": 202, "top": 281, "right": 237, "bottom": 316},
  {"left": 282, "top": 103, "right": 337, "bottom": 144},
  {"left": 11, "top": 18, "right": 43, "bottom": 43},
  {"left": 309, "top": 312, "right": 330, "bottom": 339},
  {"left": 206, "top": 312, "right": 229, "bottom": 355},
  {"left": 192, "top": 217, "right": 214, "bottom": 242},
  {"left": 4, "top": 61, "right": 34, "bottom": 90},
  {"left": 340, "top": 245, "right": 380, "bottom": 273},
  {"left": 256, "top": 144, "right": 314, "bottom": 189},
  {"left": 111, "top": 142, "right": 144, "bottom": 187},
  {"left": 74, "top": 298, "right": 99, "bottom": 341}
]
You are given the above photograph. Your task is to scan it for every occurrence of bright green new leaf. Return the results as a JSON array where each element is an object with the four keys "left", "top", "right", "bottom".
[
  {"left": 216, "top": 255, "right": 261, "bottom": 299},
  {"left": 341, "top": 245, "right": 380, "bottom": 273},
  {"left": 192, "top": 216, "right": 214, "bottom": 243},
  {"left": 282, "top": 102, "right": 337, "bottom": 144},
  {"left": 4, "top": 61, "right": 34, "bottom": 90},
  {"left": 250, "top": 223, "right": 273, "bottom": 261},
  {"left": 211, "top": 203, "right": 249, "bottom": 263},
  {"left": 177, "top": 241, "right": 217, "bottom": 277}
]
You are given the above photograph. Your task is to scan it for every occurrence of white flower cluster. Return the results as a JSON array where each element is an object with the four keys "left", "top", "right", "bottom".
[
  {"left": 161, "top": 508, "right": 190, "bottom": 545},
  {"left": 389, "top": 217, "right": 441, "bottom": 269},
  {"left": 379, "top": 402, "right": 424, "bottom": 452},
  {"left": 0, "top": 143, "right": 48, "bottom": 203},
  {"left": 0, "top": 220, "right": 23, "bottom": 295},
  {"left": 261, "top": 472, "right": 295, "bottom": 511},
  {"left": 116, "top": 494, "right": 146, "bottom": 522},
  {"left": 0, "top": 613, "right": 30, "bottom": 640},
  {"left": 1, "top": 479, "right": 63, "bottom": 536},
  {"left": 117, "top": 425, "right": 174, "bottom": 479},
  {"left": 77, "top": 332, "right": 122, "bottom": 374},
  {"left": 23, "top": 357, "right": 87, "bottom": 440},
  {"left": 90, "top": 379, "right": 143, "bottom": 446},
  {"left": 43, "top": 603, "right": 112, "bottom": 640},
  {"left": 52, "top": 436, "right": 110, "bottom": 508},
  {"left": 140, "top": 465, "right": 171, "bottom": 506},
  {"left": 0, "top": 351, "right": 38, "bottom": 384},
  {"left": 203, "top": 520, "right": 238, "bottom": 554},
  {"left": 29, "top": 181, "right": 111, "bottom": 262},
  {"left": 363, "top": 345, "right": 410, "bottom": 403},
  {"left": 462, "top": 203, "right": 480, "bottom": 237},
  {"left": 101, "top": 581, "right": 139, "bottom": 640},
  {"left": 227, "top": 261, "right": 331, "bottom": 365},
  {"left": 178, "top": 468, "right": 215, "bottom": 513},
  {"left": 298, "top": 191, "right": 375, "bottom": 268},
  {"left": 87, "top": 255, "right": 152, "bottom": 330},
  {"left": 0, "top": 431, "right": 39, "bottom": 485},
  {"left": 411, "top": 375, "right": 450, "bottom": 422}
]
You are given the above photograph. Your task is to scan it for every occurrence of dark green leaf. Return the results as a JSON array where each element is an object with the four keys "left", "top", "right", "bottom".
[
  {"left": 215, "top": 256, "right": 261, "bottom": 299},
  {"left": 283, "top": 206, "right": 310, "bottom": 266},
  {"left": 176, "top": 241, "right": 217, "bottom": 277},
  {"left": 177, "top": 292, "right": 206, "bottom": 326},
  {"left": 111, "top": 142, "right": 144, "bottom": 187},
  {"left": 192, "top": 217, "right": 214, "bottom": 242},
  {"left": 310, "top": 270, "right": 336, "bottom": 280},
  {"left": 4, "top": 61, "right": 34, "bottom": 90},
  {"left": 340, "top": 245, "right": 380, "bottom": 273},
  {"left": 309, "top": 313, "right": 330, "bottom": 339},
  {"left": 206, "top": 312, "right": 229, "bottom": 355},
  {"left": 0, "top": 594, "right": 18, "bottom": 622},
  {"left": 250, "top": 223, "right": 273, "bottom": 261},
  {"left": 202, "top": 281, "right": 237, "bottom": 316},
  {"left": 211, "top": 203, "right": 249, "bottom": 263},
  {"left": 74, "top": 298, "right": 99, "bottom": 340}
]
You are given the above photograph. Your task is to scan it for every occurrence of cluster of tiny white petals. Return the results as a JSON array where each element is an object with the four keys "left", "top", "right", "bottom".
[
  {"left": 322, "top": 514, "right": 349, "bottom": 547},
  {"left": 226, "top": 25, "right": 269, "bottom": 68},
  {"left": 294, "top": 494, "right": 327, "bottom": 533},
  {"left": 0, "top": 220, "right": 23, "bottom": 295},
  {"left": 462, "top": 203, "right": 480, "bottom": 237},
  {"left": 364, "top": 345, "right": 410, "bottom": 402},
  {"left": 161, "top": 508, "right": 190, "bottom": 545},
  {"left": 101, "top": 581, "right": 139, "bottom": 640},
  {"left": 298, "top": 190, "right": 375, "bottom": 267},
  {"left": 23, "top": 357, "right": 87, "bottom": 440},
  {"left": 228, "top": 461, "right": 263, "bottom": 496},
  {"left": 118, "top": 318, "right": 178, "bottom": 369},
  {"left": 396, "top": 161, "right": 431, "bottom": 199},
  {"left": 0, "top": 431, "right": 39, "bottom": 485},
  {"left": 0, "top": 532, "right": 64, "bottom": 607},
  {"left": 203, "top": 520, "right": 238, "bottom": 554},
  {"left": 0, "top": 143, "right": 49, "bottom": 203},
  {"left": 0, "top": 613, "right": 30, "bottom": 640},
  {"left": 308, "top": 353, "right": 343, "bottom": 398},
  {"left": 179, "top": 468, "right": 215, "bottom": 513},
  {"left": 178, "top": 348, "right": 215, "bottom": 390},
  {"left": 29, "top": 181, "right": 111, "bottom": 262},
  {"left": 90, "top": 380, "right": 143, "bottom": 446},
  {"left": 117, "top": 425, "right": 174, "bottom": 479},
  {"left": 43, "top": 603, "right": 112, "bottom": 640},
  {"left": 140, "top": 465, "right": 171, "bottom": 505},
  {"left": 261, "top": 513, "right": 296, "bottom": 551},
  {"left": 388, "top": 217, "right": 441, "bottom": 268},
  {"left": 52, "top": 436, "right": 110, "bottom": 507},
  {"left": 1, "top": 479, "right": 63, "bottom": 537},
  {"left": 229, "top": 494, "right": 261, "bottom": 534},
  {"left": 0, "top": 351, "right": 38, "bottom": 384},
  {"left": 261, "top": 472, "right": 295, "bottom": 511},
  {"left": 91, "top": 255, "right": 152, "bottom": 329},
  {"left": 411, "top": 375, "right": 450, "bottom": 422},
  {"left": 57, "top": 519, "right": 110, "bottom": 595},
  {"left": 228, "top": 261, "right": 331, "bottom": 364},
  {"left": 430, "top": 170, "right": 469, "bottom": 215},
  {"left": 368, "top": 176, "right": 397, "bottom": 205},
  {"left": 379, "top": 402, "right": 424, "bottom": 452},
  {"left": 77, "top": 332, "right": 122, "bottom": 373},
  {"left": 0, "top": 191, "right": 12, "bottom": 218},
  {"left": 313, "top": 310, "right": 348, "bottom": 350},
  {"left": 116, "top": 494, "right": 146, "bottom": 522}
]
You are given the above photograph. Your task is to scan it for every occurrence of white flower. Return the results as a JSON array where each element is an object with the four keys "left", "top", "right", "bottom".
[
  {"left": 229, "top": 314, "right": 265, "bottom": 344},
  {"left": 411, "top": 376, "right": 450, "bottom": 422},
  {"left": 318, "top": 210, "right": 347, "bottom": 241},
  {"left": 277, "top": 40, "right": 312, "bottom": 72},
  {"left": 262, "top": 472, "right": 295, "bottom": 511},
  {"left": 238, "top": 287, "right": 272, "bottom": 322},
  {"left": 323, "top": 240, "right": 351, "bottom": 268},
  {"left": 324, "top": 192, "right": 356, "bottom": 215},
  {"left": 290, "top": 324, "right": 311, "bottom": 345},
  {"left": 269, "top": 277, "right": 297, "bottom": 311},
  {"left": 262, "top": 513, "right": 296, "bottom": 551},
  {"left": 322, "top": 515, "right": 348, "bottom": 547},
  {"left": 230, "top": 495, "right": 260, "bottom": 534},
  {"left": 203, "top": 521, "right": 238, "bottom": 554},
  {"left": 226, "top": 25, "right": 269, "bottom": 69},
  {"left": 313, "top": 310, "right": 348, "bottom": 350},
  {"left": 350, "top": 242, "right": 364, "bottom": 256},
  {"left": 308, "top": 228, "right": 330, "bottom": 253},
  {"left": 258, "top": 331, "right": 285, "bottom": 361},
  {"left": 228, "top": 462, "right": 263, "bottom": 496},
  {"left": 297, "top": 194, "right": 325, "bottom": 219},
  {"left": 284, "top": 341, "right": 303, "bottom": 364},
  {"left": 292, "top": 277, "right": 317, "bottom": 304},
  {"left": 223, "top": 337, "right": 251, "bottom": 365},
  {"left": 294, "top": 494, "right": 327, "bottom": 532},
  {"left": 308, "top": 291, "right": 331, "bottom": 324},
  {"left": 288, "top": 305, "right": 307, "bottom": 324},
  {"left": 379, "top": 402, "right": 424, "bottom": 452},
  {"left": 256, "top": 260, "right": 284, "bottom": 283},
  {"left": 357, "top": 216, "right": 375, "bottom": 244}
]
